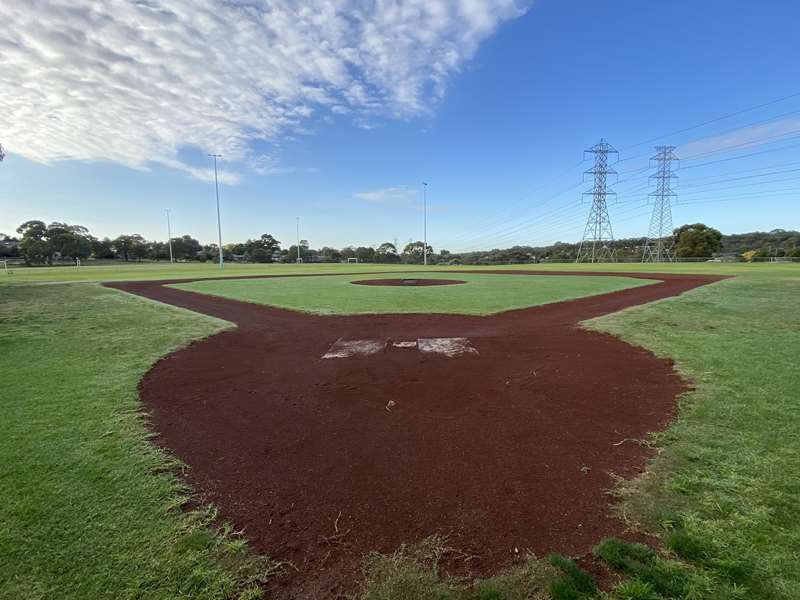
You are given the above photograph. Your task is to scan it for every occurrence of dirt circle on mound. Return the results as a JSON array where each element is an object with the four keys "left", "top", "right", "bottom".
[{"left": 351, "top": 278, "right": 467, "bottom": 287}]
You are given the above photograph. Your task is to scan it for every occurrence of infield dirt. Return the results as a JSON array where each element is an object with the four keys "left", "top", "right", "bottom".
[{"left": 107, "top": 270, "right": 723, "bottom": 598}]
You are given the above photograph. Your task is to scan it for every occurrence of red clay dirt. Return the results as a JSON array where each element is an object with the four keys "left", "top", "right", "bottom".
[
  {"left": 352, "top": 277, "right": 466, "bottom": 286},
  {"left": 106, "top": 270, "right": 724, "bottom": 599}
]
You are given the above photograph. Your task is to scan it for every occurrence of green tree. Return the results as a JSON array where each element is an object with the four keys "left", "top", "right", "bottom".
[
  {"left": 91, "top": 237, "right": 116, "bottom": 259},
  {"left": 16, "top": 221, "right": 92, "bottom": 264},
  {"left": 170, "top": 235, "right": 202, "bottom": 260},
  {"left": 112, "top": 234, "right": 146, "bottom": 262},
  {"left": 402, "top": 241, "right": 434, "bottom": 264},
  {"left": 376, "top": 242, "right": 399, "bottom": 263},
  {"left": 286, "top": 240, "right": 310, "bottom": 262},
  {"left": 244, "top": 233, "right": 281, "bottom": 262},
  {"left": 355, "top": 246, "right": 376, "bottom": 262},
  {"left": 146, "top": 241, "right": 169, "bottom": 261},
  {"left": 318, "top": 246, "right": 342, "bottom": 262},
  {"left": 0, "top": 233, "right": 20, "bottom": 258},
  {"left": 48, "top": 223, "right": 92, "bottom": 261},
  {"left": 673, "top": 223, "right": 723, "bottom": 258},
  {"left": 16, "top": 221, "right": 50, "bottom": 264}
]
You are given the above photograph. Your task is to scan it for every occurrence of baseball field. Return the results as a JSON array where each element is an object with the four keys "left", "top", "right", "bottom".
[{"left": 1, "top": 263, "right": 798, "bottom": 600}]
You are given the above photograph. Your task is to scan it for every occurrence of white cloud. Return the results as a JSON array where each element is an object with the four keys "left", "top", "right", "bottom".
[
  {"left": 0, "top": 0, "right": 526, "bottom": 181},
  {"left": 355, "top": 185, "right": 418, "bottom": 204},
  {"left": 679, "top": 117, "right": 800, "bottom": 158}
]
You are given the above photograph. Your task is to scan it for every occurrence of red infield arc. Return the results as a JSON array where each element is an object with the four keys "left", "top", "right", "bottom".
[{"left": 106, "top": 271, "right": 724, "bottom": 598}]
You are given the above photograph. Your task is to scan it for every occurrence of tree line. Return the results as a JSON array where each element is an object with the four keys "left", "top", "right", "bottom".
[
  {"left": 448, "top": 224, "right": 800, "bottom": 264},
  {"left": 1, "top": 220, "right": 797, "bottom": 266},
  {"left": 0, "top": 220, "right": 443, "bottom": 265}
]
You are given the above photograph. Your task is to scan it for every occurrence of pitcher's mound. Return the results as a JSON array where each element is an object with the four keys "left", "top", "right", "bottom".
[{"left": 351, "top": 278, "right": 466, "bottom": 287}]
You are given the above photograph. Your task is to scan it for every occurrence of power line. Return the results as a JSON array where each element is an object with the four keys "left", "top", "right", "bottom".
[
  {"left": 619, "top": 90, "right": 800, "bottom": 151},
  {"left": 444, "top": 160, "right": 585, "bottom": 245},
  {"left": 681, "top": 141, "right": 800, "bottom": 170}
]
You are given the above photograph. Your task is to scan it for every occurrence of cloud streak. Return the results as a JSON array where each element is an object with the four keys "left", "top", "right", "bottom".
[
  {"left": 679, "top": 117, "right": 800, "bottom": 158},
  {"left": 0, "top": 0, "right": 526, "bottom": 180},
  {"left": 355, "top": 186, "right": 418, "bottom": 205}
]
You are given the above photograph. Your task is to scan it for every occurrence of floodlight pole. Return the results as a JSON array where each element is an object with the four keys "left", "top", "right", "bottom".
[
  {"left": 422, "top": 181, "right": 428, "bottom": 266},
  {"left": 165, "top": 209, "right": 174, "bottom": 263},
  {"left": 296, "top": 217, "right": 301, "bottom": 263},
  {"left": 209, "top": 153, "right": 224, "bottom": 268}
]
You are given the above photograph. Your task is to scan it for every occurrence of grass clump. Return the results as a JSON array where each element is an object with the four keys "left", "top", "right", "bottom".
[
  {"left": 359, "top": 539, "right": 559, "bottom": 600},
  {"left": 612, "top": 578, "right": 660, "bottom": 600},
  {"left": 664, "top": 530, "right": 709, "bottom": 563},
  {"left": 358, "top": 535, "right": 458, "bottom": 600},
  {"left": 470, "top": 557, "right": 558, "bottom": 600},
  {"left": 594, "top": 538, "right": 688, "bottom": 598},
  {"left": 546, "top": 554, "right": 596, "bottom": 600}
]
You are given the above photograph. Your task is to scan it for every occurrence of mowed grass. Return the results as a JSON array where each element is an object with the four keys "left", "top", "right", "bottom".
[
  {"left": 584, "top": 267, "right": 800, "bottom": 599},
  {"left": 171, "top": 271, "right": 654, "bottom": 315},
  {"left": 1, "top": 259, "right": 795, "bottom": 286},
  {"left": 3, "top": 262, "right": 798, "bottom": 599},
  {"left": 0, "top": 262, "right": 412, "bottom": 285},
  {"left": 0, "top": 284, "right": 276, "bottom": 600}
]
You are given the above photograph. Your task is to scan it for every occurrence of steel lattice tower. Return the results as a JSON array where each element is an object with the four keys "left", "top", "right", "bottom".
[
  {"left": 576, "top": 139, "right": 618, "bottom": 263},
  {"left": 642, "top": 146, "right": 679, "bottom": 263}
]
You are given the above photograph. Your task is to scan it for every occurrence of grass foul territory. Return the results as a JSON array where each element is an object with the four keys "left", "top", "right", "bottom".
[
  {"left": 0, "top": 284, "right": 277, "bottom": 600},
  {"left": 171, "top": 272, "right": 654, "bottom": 315},
  {"left": 585, "top": 268, "right": 800, "bottom": 599}
]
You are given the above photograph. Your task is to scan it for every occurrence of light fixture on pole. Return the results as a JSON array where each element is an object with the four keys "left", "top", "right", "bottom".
[
  {"left": 422, "top": 181, "right": 428, "bottom": 266},
  {"left": 208, "top": 154, "right": 224, "bottom": 268},
  {"left": 296, "top": 217, "right": 301, "bottom": 263},
  {"left": 165, "top": 209, "right": 174, "bottom": 263}
]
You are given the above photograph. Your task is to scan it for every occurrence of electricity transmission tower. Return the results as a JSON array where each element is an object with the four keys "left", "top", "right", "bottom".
[
  {"left": 576, "top": 139, "right": 618, "bottom": 263},
  {"left": 642, "top": 146, "right": 679, "bottom": 262}
]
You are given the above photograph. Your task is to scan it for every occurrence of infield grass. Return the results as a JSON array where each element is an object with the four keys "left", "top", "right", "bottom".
[{"left": 170, "top": 271, "right": 655, "bottom": 315}]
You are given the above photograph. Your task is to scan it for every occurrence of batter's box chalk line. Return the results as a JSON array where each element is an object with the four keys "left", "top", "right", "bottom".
[{"left": 322, "top": 337, "right": 478, "bottom": 359}]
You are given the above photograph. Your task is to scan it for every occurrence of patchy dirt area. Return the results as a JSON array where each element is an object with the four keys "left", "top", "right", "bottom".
[
  {"left": 106, "top": 270, "right": 723, "bottom": 599},
  {"left": 351, "top": 277, "right": 467, "bottom": 286}
]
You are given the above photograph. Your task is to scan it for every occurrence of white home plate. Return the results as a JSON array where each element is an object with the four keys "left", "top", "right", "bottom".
[
  {"left": 418, "top": 337, "right": 478, "bottom": 357},
  {"left": 392, "top": 340, "right": 418, "bottom": 349},
  {"left": 322, "top": 338, "right": 386, "bottom": 359}
]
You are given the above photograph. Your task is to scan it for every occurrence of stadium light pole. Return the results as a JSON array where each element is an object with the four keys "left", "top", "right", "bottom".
[
  {"left": 296, "top": 217, "right": 301, "bottom": 263},
  {"left": 422, "top": 181, "right": 428, "bottom": 266},
  {"left": 165, "top": 209, "right": 174, "bottom": 263},
  {"left": 208, "top": 154, "right": 224, "bottom": 269}
]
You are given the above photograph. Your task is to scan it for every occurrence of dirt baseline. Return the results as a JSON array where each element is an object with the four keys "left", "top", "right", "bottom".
[
  {"left": 106, "top": 270, "right": 724, "bottom": 599},
  {"left": 351, "top": 277, "right": 467, "bottom": 286}
]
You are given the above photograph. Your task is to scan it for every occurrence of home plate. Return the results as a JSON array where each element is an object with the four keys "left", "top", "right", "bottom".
[
  {"left": 322, "top": 337, "right": 477, "bottom": 358},
  {"left": 322, "top": 338, "right": 386, "bottom": 359},
  {"left": 418, "top": 337, "right": 478, "bottom": 357},
  {"left": 392, "top": 340, "right": 418, "bottom": 349}
]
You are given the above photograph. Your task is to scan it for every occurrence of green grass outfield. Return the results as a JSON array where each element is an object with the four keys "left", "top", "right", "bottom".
[
  {"left": 1, "top": 262, "right": 799, "bottom": 599},
  {"left": 171, "top": 271, "right": 655, "bottom": 315},
  {"left": 1, "top": 259, "right": 797, "bottom": 285}
]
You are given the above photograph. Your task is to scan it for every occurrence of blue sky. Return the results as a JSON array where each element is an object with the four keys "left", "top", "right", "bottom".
[{"left": 1, "top": 0, "right": 799, "bottom": 252}]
